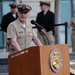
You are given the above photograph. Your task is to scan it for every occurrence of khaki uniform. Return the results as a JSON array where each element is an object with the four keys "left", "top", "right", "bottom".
[
  {"left": 69, "top": 18, "right": 75, "bottom": 52},
  {"left": 7, "top": 19, "right": 37, "bottom": 54},
  {"left": 38, "top": 31, "right": 55, "bottom": 45}
]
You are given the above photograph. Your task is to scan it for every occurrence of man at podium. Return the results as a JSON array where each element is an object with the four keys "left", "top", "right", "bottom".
[{"left": 6, "top": 3, "right": 42, "bottom": 54}]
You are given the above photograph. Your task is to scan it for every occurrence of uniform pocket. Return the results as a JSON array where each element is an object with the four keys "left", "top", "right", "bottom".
[{"left": 18, "top": 31, "right": 25, "bottom": 38}]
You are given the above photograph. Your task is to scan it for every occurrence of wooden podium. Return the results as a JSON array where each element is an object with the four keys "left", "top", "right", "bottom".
[{"left": 8, "top": 44, "right": 70, "bottom": 75}]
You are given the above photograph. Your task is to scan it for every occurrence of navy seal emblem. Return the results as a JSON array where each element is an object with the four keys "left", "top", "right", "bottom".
[{"left": 50, "top": 49, "right": 63, "bottom": 72}]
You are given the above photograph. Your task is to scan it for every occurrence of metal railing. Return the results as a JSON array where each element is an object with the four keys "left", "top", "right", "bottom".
[{"left": 54, "top": 22, "right": 68, "bottom": 44}]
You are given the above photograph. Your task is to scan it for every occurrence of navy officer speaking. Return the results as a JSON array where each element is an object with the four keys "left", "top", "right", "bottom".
[{"left": 7, "top": 3, "right": 42, "bottom": 54}]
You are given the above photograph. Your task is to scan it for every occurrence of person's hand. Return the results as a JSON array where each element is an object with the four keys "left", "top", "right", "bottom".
[{"left": 40, "top": 29, "right": 46, "bottom": 34}]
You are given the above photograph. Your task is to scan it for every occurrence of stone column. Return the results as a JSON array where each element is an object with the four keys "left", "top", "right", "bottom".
[{"left": 55, "top": 0, "right": 61, "bottom": 44}]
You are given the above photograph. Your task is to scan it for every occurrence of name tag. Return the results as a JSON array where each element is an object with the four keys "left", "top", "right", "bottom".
[{"left": 19, "top": 31, "right": 23, "bottom": 34}]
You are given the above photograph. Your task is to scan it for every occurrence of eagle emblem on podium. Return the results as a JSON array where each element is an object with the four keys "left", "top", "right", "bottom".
[{"left": 50, "top": 49, "right": 63, "bottom": 72}]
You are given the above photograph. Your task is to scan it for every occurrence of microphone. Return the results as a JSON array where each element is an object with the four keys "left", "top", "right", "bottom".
[{"left": 31, "top": 20, "right": 43, "bottom": 29}]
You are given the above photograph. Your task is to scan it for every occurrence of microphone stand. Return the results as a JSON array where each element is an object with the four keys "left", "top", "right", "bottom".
[{"left": 38, "top": 28, "right": 50, "bottom": 45}]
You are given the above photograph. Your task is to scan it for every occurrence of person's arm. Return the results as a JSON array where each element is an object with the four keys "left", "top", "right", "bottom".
[
  {"left": 41, "top": 28, "right": 46, "bottom": 34},
  {"left": 7, "top": 24, "right": 22, "bottom": 51},
  {"left": 46, "top": 12, "right": 55, "bottom": 35},
  {"left": 10, "top": 38, "right": 21, "bottom": 51},
  {"left": 36, "top": 13, "right": 42, "bottom": 31},
  {"left": 1, "top": 15, "right": 7, "bottom": 32},
  {"left": 31, "top": 24, "right": 42, "bottom": 46},
  {"left": 33, "top": 37, "right": 42, "bottom": 46}
]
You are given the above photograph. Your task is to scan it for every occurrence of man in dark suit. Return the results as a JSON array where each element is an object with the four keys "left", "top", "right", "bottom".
[
  {"left": 36, "top": 1, "right": 55, "bottom": 45},
  {"left": 1, "top": 2, "right": 18, "bottom": 32}
]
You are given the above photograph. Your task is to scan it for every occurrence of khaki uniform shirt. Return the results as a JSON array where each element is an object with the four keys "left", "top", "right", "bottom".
[
  {"left": 7, "top": 19, "right": 37, "bottom": 53},
  {"left": 68, "top": 18, "right": 75, "bottom": 52},
  {"left": 69, "top": 18, "right": 75, "bottom": 30}
]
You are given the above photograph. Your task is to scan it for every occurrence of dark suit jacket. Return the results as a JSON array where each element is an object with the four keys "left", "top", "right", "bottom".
[
  {"left": 1, "top": 12, "right": 18, "bottom": 32},
  {"left": 36, "top": 10, "right": 55, "bottom": 35}
]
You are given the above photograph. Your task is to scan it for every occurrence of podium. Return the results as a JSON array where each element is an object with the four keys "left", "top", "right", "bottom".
[{"left": 8, "top": 44, "right": 70, "bottom": 75}]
